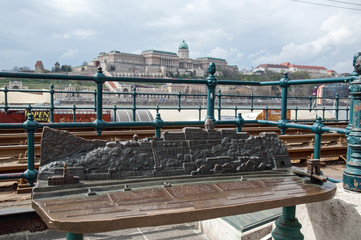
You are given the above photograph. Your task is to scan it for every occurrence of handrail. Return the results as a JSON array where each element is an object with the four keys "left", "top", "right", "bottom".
[{"left": 0, "top": 55, "right": 360, "bottom": 191}]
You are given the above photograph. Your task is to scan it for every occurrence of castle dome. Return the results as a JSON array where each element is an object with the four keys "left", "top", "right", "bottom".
[{"left": 179, "top": 40, "right": 189, "bottom": 49}]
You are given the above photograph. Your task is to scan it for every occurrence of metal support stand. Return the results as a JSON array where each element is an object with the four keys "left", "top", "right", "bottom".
[
  {"left": 272, "top": 206, "right": 304, "bottom": 240},
  {"left": 66, "top": 233, "right": 83, "bottom": 240},
  {"left": 344, "top": 74, "right": 361, "bottom": 191},
  {"left": 344, "top": 53, "right": 361, "bottom": 191}
]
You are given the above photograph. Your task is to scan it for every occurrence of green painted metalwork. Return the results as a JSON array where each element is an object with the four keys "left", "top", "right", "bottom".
[
  {"left": 50, "top": 84, "right": 54, "bottom": 122},
  {"left": 93, "top": 68, "right": 106, "bottom": 135},
  {"left": 23, "top": 113, "right": 38, "bottom": 187},
  {"left": 335, "top": 93, "right": 339, "bottom": 122},
  {"left": 235, "top": 113, "right": 244, "bottom": 132},
  {"left": 206, "top": 62, "right": 217, "bottom": 122},
  {"left": 198, "top": 105, "right": 202, "bottom": 121},
  {"left": 113, "top": 105, "right": 117, "bottom": 122},
  {"left": 312, "top": 117, "right": 324, "bottom": 159},
  {"left": 218, "top": 88, "right": 222, "bottom": 120},
  {"left": 66, "top": 233, "right": 83, "bottom": 240},
  {"left": 250, "top": 93, "right": 254, "bottom": 112},
  {"left": 345, "top": 69, "right": 359, "bottom": 176},
  {"left": 4, "top": 86, "right": 8, "bottom": 113},
  {"left": 0, "top": 60, "right": 356, "bottom": 191},
  {"left": 272, "top": 206, "right": 304, "bottom": 240},
  {"left": 132, "top": 86, "right": 137, "bottom": 121},
  {"left": 0, "top": 83, "right": 349, "bottom": 124},
  {"left": 344, "top": 73, "right": 361, "bottom": 191},
  {"left": 279, "top": 73, "right": 289, "bottom": 135},
  {"left": 153, "top": 113, "right": 164, "bottom": 138},
  {"left": 72, "top": 105, "right": 76, "bottom": 122}
]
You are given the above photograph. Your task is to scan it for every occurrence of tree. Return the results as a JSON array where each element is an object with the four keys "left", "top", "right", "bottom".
[{"left": 60, "top": 65, "right": 72, "bottom": 72}]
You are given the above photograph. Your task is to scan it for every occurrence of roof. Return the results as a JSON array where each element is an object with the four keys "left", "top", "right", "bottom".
[
  {"left": 281, "top": 62, "right": 327, "bottom": 70},
  {"left": 255, "top": 64, "right": 288, "bottom": 69},
  {"left": 179, "top": 40, "right": 189, "bottom": 49},
  {"left": 35, "top": 61, "right": 44, "bottom": 67},
  {"left": 197, "top": 57, "right": 226, "bottom": 62},
  {"left": 142, "top": 49, "right": 178, "bottom": 56}
]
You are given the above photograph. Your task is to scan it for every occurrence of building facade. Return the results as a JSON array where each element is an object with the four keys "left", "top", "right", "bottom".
[
  {"left": 34, "top": 60, "right": 45, "bottom": 73},
  {"left": 254, "top": 62, "right": 329, "bottom": 78},
  {"left": 73, "top": 41, "right": 238, "bottom": 79}
]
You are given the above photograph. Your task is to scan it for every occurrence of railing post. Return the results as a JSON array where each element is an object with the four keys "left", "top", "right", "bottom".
[
  {"left": 272, "top": 206, "right": 303, "bottom": 240},
  {"left": 132, "top": 86, "right": 137, "bottom": 121},
  {"left": 50, "top": 84, "right": 54, "bottom": 122},
  {"left": 309, "top": 95, "right": 312, "bottom": 112},
  {"left": 23, "top": 113, "right": 38, "bottom": 187},
  {"left": 295, "top": 106, "right": 298, "bottom": 122},
  {"left": 344, "top": 53, "right": 361, "bottom": 191},
  {"left": 92, "top": 90, "right": 96, "bottom": 112},
  {"left": 346, "top": 107, "right": 349, "bottom": 121},
  {"left": 153, "top": 113, "right": 164, "bottom": 138},
  {"left": 93, "top": 67, "right": 106, "bottom": 136},
  {"left": 206, "top": 63, "right": 217, "bottom": 122},
  {"left": 178, "top": 91, "right": 181, "bottom": 112},
  {"left": 250, "top": 93, "right": 254, "bottom": 112},
  {"left": 27, "top": 104, "right": 32, "bottom": 115},
  {"left": 265, "top": 106, "right": 269, "bottom": 120},
  {"left": 198, "top": 105, "right": 202, "bottom": 121},
  {"left": 4, "top": 86, "right": 8, "bottom": 113},
  {"left": 278, "top": 73, "right": 289, "bottom": 135},
  {"left": 235, "top": 113, "right": 244, "bottom": 133},
  {"left": 113, "top": 105, "right": 117, "bottom": 122},
  {"left": 234, "top": 105, "right": 238, "bottom": 119},
  {"left": 335, "top": 93, "right": 339, "bottom": 122},
  {"left": 72, "top": 104, "right": 76, "bottom": 122},
  {"left": 312, "top": 117, "right": 324, "bottom": 159},
  {"left": 218, "top": 88, "right": 221, "bottom": 120}
]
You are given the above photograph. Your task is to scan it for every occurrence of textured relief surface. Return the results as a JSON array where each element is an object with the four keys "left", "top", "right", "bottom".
[{"left": 39, "top": 126, "right": 291, "bottom": 181}]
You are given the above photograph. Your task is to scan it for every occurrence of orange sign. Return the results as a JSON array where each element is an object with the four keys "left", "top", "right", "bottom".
[{"left": 256, "top": 109, "right": 291, "bottom": 121}]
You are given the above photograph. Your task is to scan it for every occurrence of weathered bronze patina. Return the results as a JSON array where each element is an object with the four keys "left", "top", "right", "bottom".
[{"left": 32, "top": 126, "right": 336, "bottom": 233}]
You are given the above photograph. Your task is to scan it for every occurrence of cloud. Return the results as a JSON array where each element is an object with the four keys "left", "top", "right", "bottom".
[
  {"left": 208, "top": 47, "right": 244, "bottom": 65},
  {"left": 59, "top": 49, "right": 79, "bottom": 61},
  {"left": 0, "top": 0, "right": 360, "bottom": 73},
  {"left": 51, "top": 30, "right": 95, "bottom": 39},
  {"left": 250, "top": 12, "right": 361, "bottom": 72},
  {"left": 41, "top": 0, "right": 97, "bottom": 17}
]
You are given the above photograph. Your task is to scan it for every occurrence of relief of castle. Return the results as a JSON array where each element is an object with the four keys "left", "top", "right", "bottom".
[{"left": 40, "top": 122, "right": 291, "bottom": 185}]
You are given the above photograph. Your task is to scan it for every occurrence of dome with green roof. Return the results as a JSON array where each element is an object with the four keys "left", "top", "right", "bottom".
[{"left": 179, "top": 40, "right": 189, "bottom": 49}]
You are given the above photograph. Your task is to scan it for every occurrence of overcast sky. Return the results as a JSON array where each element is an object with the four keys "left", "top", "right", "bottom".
[{"left": 1, "top": 0, "right": 360, "bottom": 73}]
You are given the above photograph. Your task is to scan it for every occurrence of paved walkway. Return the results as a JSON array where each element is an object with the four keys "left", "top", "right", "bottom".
[{"left": 0, "top": 223, "right": 208, "bottom": 240}]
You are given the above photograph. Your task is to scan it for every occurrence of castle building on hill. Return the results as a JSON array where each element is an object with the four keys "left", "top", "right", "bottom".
[
  {"left": 253, "top": 62, "right": 329, "bottom": 78},
  {"left": 72, "top": 40, "right": 238, "bottom": 78}
]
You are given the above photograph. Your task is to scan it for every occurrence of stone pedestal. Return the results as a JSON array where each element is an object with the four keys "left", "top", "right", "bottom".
[{"left": 296, "top": 183, "right": 361, "bottom": 240}]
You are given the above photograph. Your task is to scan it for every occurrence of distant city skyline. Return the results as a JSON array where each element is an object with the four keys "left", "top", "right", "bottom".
[{"left": 1, "top": 0, "right": 360, "bottom": 73}]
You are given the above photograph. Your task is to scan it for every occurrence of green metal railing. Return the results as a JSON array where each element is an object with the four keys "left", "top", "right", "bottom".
[
  {"left": 1, "top": 55, "right": 361, "bottom": 240},
  {"left": 0, "top": 62, "right": 356, "bottom": 186},
  {"left": 0, "top": 82, "right": 349, "bottom": 123}
]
